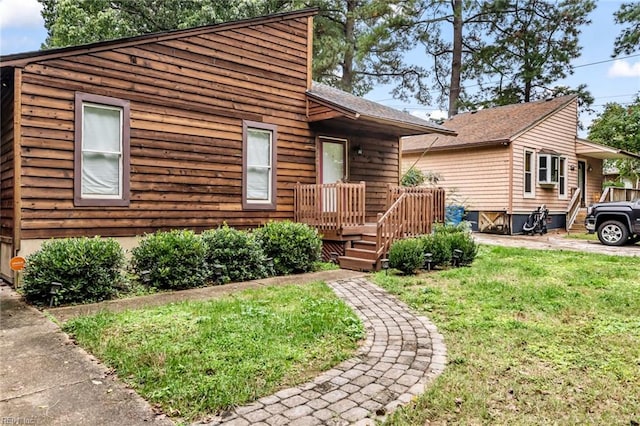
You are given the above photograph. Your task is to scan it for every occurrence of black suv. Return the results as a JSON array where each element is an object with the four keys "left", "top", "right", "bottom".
[{"left": 585, "top": 199, "right": 640, "bottom": 246}]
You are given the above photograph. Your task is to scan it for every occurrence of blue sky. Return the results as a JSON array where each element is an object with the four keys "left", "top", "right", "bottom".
[{"left": 1, "top": 0, "right": 638, "bottom": 134}]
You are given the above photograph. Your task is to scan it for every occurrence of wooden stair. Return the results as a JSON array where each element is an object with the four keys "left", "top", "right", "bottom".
[
  {"left": 339, "top": 233, "right": 380, "bottom": 272},
  {"left": 568, "top": 208, "right": 588, "bottom": 234}
]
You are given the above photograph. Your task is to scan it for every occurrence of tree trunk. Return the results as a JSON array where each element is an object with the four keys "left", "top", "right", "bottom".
[
  {"left": 448, "top": 0, "right": 463, "bottom": 117},
  {"left": 341, "top": 0, "right": 356, "bottom": 92}
]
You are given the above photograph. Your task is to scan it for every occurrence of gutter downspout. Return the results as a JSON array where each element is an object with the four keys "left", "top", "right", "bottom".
[{"left": 12, "top": 67, "right": 22, "bottom": 258}]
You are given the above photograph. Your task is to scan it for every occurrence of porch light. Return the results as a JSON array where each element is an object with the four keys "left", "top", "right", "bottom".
[
  {"left": 354, "top": 145, "right": 363, "bottom": 156},
  {"left": 380, "top": 258, "right": 390, "bottom": 274},
  {"left": 423, "top": 253, "right": 433, "bottom": 271},
  {"left": 49, "top": 282, "right": 63, "bottom": 307},
  {"left": 452, "top": 249, "right": 463, "bottom": 267}
]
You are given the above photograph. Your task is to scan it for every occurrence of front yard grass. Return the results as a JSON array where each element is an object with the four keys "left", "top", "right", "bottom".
[
  {"left": 63, "top": 281, "right": 364, "bottom": 422},
  {"left": 374, "top": 245, "right": 640, "bottom": 425}
]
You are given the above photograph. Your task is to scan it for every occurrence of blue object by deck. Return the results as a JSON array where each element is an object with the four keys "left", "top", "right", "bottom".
[{"left": 445, "top": 205, "right": 465, "bottom": 225}]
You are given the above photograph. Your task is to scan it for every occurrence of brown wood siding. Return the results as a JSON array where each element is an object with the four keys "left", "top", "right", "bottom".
[
  {"left": 1, "top": 79, "right": 14, "bottom": 240},
  {"left": 511, "top": 101, "right": 580, "bottom": 213},
  {"left": 349, "top": 135, "right": 400, "bottom": 222},
  {"left": 17, "top": 16, "right": 316, "bottom": 239},
  {"left": 402, "top": 145, "right": 511, "bottom": 212}
]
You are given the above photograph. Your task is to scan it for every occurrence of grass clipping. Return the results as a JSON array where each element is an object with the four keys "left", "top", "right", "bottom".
[{"left": 64, "top": 282, "right": 364, "bottom": 422}]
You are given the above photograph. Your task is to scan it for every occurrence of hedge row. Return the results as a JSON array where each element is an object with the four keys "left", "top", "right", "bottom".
[
  {"left": 388, "top": 222, "right": 479, "bottom": 275},
  {"left": 22, "top": 221, "right": 322, "bottom": 306}
]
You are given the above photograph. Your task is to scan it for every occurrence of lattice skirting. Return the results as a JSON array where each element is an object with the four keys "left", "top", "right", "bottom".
[{"left": 321, "top": 241, "right": 346, "bottom": 262}]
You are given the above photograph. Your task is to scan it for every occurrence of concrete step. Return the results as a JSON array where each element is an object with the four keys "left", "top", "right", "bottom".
[
  {"left": 338, "top": 256, "right": 377, "bottom": 272},
  {"left": 345, "top": 247, "right": 378, "bottom": 260}
]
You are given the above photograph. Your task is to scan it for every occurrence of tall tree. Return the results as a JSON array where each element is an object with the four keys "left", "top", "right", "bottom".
[
  {"left": 467, "top": 0, "right": 596, "bottom": 107},
  {"left": 588, "top": 96, "right": 640, "bottom": 185},
  {"left": 309, "top": 0, "right": 429, "bottom": 97},
  {"left": 414, "top": 0, "right": 490, "bottom": 116},
  {"left": 613, "top": 2, "right": 640, "bottom": 56}
]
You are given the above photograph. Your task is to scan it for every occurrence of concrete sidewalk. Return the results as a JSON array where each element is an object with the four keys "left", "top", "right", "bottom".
[{"left": 0, "top": 285, "right": 173, "bottom": 426}]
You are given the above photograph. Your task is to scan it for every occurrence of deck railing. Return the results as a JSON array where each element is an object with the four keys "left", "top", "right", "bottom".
[
  {"left": 386, "top": 185, "right": 446, "bottom": 224},
  {"left": 566, "top": 187, "right": 582, "bottom": 231},
  {"left": 294, "top": 181, "right": 366, "bottom": 232},
  {"left": 599, "top": 187, "right": 640, "bottom": 203},
  {"left": 376, "top": 190, "right": 439, "bottom": 257}
]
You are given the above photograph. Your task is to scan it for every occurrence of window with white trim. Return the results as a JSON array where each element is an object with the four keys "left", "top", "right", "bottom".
[
  {"left": 243, "top": 121, "right": 277, "bottom": 210},
  {"left": 538, "top": 153, "right": 560, "bottom": 186},
  {"left": 74, "top": 93, "right": 130, "bottom": 207},
  {"left": 524, "top": 149, "right": 535, "bottom": 197},
  {"left": 558, "top": 157, "right": 567, "bottom": 198}
]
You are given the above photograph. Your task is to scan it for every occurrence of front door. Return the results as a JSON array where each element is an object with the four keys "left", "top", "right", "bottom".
[
  {"left": 320, "top": 137, "right": 347, "bottom": 212},
  {"left": 578, "top": 160, "right": 586, "bottom": 207}
]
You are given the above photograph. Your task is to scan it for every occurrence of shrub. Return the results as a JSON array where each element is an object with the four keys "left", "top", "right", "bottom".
[
  {"left": 389, "top": 238, "right": 424, "bottom": 275},
  {"left": 420, "top": 233, "right": 452, "bottom": 267},
  {"left": 401, "top": 167, "right": 426, "bottom": 187},
  {"left": 430, "top": 222, "right": 478, "bottom": 266},
  {"left": 254, "top": 221, "right": 322, "bottom": 275},
  {"left": 22, "top": 237, "right": 125, "bottom": 306},
  {"left": 201, "top": 225, "right": 269, "bottom": 283},
  {"left": 131, "top": 230, "right": 207, "bottom": 290},
  {"left": 445, "top": 229, "right": 478, "bottom": 266}
]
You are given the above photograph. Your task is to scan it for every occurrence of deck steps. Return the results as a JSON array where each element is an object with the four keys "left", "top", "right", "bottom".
[
  {"left": 568, "top": 208, "right": 588, "bottom": 233},
  {"left": 338, "top": 255, "right": 377, "bottom": 272},
  {"left": 339, "top": 233, "right": 380, "bottom": 272}
]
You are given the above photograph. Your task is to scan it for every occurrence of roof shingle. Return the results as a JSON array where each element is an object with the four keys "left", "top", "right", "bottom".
[{"left": 403, "top": 95, "right": 577, "bottom": 152}]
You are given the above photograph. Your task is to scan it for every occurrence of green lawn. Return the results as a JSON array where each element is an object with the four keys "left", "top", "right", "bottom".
[
  {"left": 374, "top": 245, "right": 640, "bottom": 425},
  {"left": 63, "top": 282, "right": 364, "bottom": 422}
]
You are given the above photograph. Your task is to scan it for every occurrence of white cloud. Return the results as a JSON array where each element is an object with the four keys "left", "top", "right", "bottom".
[
  {"left": 607, "top": 59, "right": 640, "bottom": 78},
  {"left": 0, "top": 0, "right": 43, "bottom": 29}
]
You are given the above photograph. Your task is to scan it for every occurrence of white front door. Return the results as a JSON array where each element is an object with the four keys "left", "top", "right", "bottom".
[{"left": 320, "top": 137, "right": 347, "bottom": 212}]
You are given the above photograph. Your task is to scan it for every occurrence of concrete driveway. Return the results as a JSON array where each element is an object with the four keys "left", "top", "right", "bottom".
[{"left": 473, "top": 231, "right": 640, "bottom": 257}]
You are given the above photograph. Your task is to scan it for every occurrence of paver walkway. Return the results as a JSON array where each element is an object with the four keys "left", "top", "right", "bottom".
[{"left": 198, "top": 277, "right": 446, "bottom": 426}]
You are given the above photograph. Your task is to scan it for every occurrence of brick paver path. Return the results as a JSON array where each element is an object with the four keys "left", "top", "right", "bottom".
[{"left": 198, "top": 277, "right": 446, "bottom": 426}]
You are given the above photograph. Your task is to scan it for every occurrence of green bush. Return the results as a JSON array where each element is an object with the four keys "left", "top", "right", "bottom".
[
  {"left": 428, "top": 222, "right": 478, "bottom": 266},
  {"left": 445, "top": 229, "right": 478, "bottom": 266},
  {"left": 201, "top": 225, "right": 269, "bottom": 283},
  {"left": 131, "top": 230, "right": 207, "bottom": 290},
  {"left": 389, "top": 238, "right": 424, "bottom": 275},
  {"left": 420, "top": 233, "right": 452, "bottom": 267},
  {"left": 22, "top": 237, "right": 125, "bottom": 306},
  {"left": 401, "top": 167, "right": 426, "bottom": 187},
  {"left": 254, "top": 221, "right": 322, "bottom": 275}
]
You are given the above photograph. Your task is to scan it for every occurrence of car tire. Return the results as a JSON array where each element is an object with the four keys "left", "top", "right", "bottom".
[{"left": 597, "top": 220, "right": 629, "bottom": 246}]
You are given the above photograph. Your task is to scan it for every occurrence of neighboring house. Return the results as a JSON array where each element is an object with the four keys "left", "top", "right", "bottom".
[
  {"left": 0, "top": 9, "right": 454, "bottom": 280},
  {"left": 402, "top": 96, "right": 640, "bottom": 234}
]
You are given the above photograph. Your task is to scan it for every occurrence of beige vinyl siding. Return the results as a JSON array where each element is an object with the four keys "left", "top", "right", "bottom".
[
  {"left": 512, "top": 101, "right": 581, "bottom": 214},
  {"left": 402, "top": 145, "right": 510, "bottom": 212},
  {"left": 580, "top": 157, "right": 604, "bottom": 204}
]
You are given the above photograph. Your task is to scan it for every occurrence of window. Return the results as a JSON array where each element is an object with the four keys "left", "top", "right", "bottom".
[
  {"left": 74, "top": 93, "right": 130, "bottom": 206},
  {"left": 538, "top": 153, "right": 560, "bottom": 186},
  {"left": 243, "top": 121, "right": 277, "bottom": 210},
  {"left": 524, "top": 149, "right": 535, "bottom": 197},
  {"left": 559, "top": 157, "right": 567, "bottom": 198}
]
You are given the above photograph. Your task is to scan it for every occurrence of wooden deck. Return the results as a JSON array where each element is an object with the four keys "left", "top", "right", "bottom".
[{"left": 295, "top": 182, "right": 446, "bottom": 270}]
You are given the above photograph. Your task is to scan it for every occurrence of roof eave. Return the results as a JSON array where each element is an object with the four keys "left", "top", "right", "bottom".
[
  {"left": 0, "top": 8, "right": 319, "bottom": 68},
  {"left": 306, "top": 92, "right": 456, "bottom": 136},
  {"left": 403, "top": 138, "right": 510, "bottom": 154}
]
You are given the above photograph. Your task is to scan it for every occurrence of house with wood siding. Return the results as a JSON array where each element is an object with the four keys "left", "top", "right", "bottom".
[
  {"left": 0, "top": 8, "right": 455, "bottom": 281},
  {"left": 402, "top": 96, "right": 640, "bottom": 234}
]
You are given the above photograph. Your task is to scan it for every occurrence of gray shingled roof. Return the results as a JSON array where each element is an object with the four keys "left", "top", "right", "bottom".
[{"left": 307, "top": 82, "right": 455, "bottom": 135}]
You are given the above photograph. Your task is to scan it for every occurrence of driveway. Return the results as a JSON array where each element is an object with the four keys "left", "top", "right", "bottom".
[{"left": 473, "top": 232, "right": 640, "bottom": 257}]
